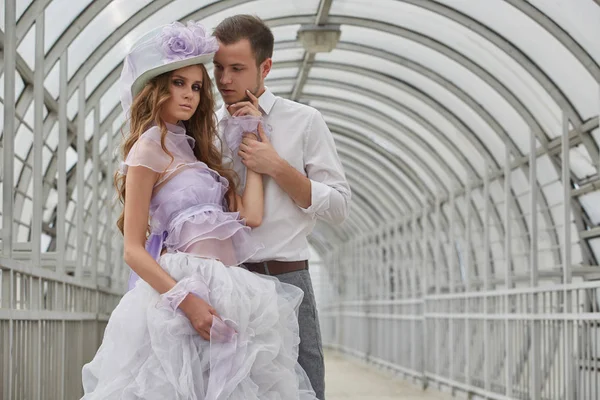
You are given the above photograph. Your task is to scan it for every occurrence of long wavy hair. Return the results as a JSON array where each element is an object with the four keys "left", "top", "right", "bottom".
[{"left": 114, "top": 65, "right": 237, "bottom": 234}]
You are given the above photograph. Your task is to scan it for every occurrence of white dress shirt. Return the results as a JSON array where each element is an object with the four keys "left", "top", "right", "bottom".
[{"left": 217, "top": 87, "right": 351, "bottom": 262}]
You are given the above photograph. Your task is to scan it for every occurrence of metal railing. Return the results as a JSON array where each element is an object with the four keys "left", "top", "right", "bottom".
[
  {"left": 320, "top": 280, "right": 600, "bottom": 400},
  {"left": 0, "top": 258, "right": 121, "bottom": 400},
  {"left": 317, "top": 111, "right": 600, "bottom": 400}
]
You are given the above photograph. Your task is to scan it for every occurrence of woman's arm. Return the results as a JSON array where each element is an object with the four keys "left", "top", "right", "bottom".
[
  {"left": 123, "top": 166, "right": 217, "bottom": 340},
  {"left": 229, "top": 133, "right": 264, "bottom": 227},
  {"left": 123, "top": 166, "right": 177, "bottom": 293}
]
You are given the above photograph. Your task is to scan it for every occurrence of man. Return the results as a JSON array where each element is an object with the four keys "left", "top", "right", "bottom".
[{"left": 213, "top": 15, "right": 351, "bottom": 400}]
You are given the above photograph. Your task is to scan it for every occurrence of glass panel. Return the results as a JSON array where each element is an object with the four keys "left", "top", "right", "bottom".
[
  {"left": 67, "top": 90, "right": 79, "bottom": 120},
  {"left": 15, "top": 71, "right": 25, "bottom": 102},
  {"left": 84, "top": 158, "right": 93, "bottom": 180},
  {"left": 44, "top": 60, "right": 60, "bottom": 99},
  {"left": 42, "top": 146, "right": 52, "bottom": 175},
  {"left": 43, "top": 188, "right": 58, "bottom": 222},
  {"left": 579, "top": 191, "right": 600, "bottom": 225},
  {"left": 536, "top": 154, "right": 559, "bottom": 186},
  {"left": 45, "top": 121, "right": 59, "bottom": 151},
  {"left": 589, "top": 238, "right": 600, "bottom": 262},
  {"left": 302, "top": 82, "right": 485, "bottom": 174},
  {"left": 569, "top": 144, "right": 596, "bottom": 180},
  {"left": 437, "top": 0, "right": 598, "bottom": 119},
  {"left": 67, "top": 0, "right": 153, "bottom": 78},
  {"left": 199, "top": 0, "right": 319, "bottom": 32},
  {"left": 331, "top": 2, "right": 562, "bottom": 139},
  {"left": 263, "top": 83, "right": 293, "bottom": 95},
  {"left": 13, "top": 158, "right": 24, "bottom": 184},
  {"left": 309, "top": 98, "right": 471, "bottom": 182},
  {"left": 325, "top": 113, "right": 454, "bottom": 189},
  {"left": 66, "top": 146, "right": 78, "bottom": 171},
  {"left": 309, "top": 63, "right": 506, "bottom": 161},
  {"left": 510, "top": 167, "right": 530, "bottom": 201},
  {"left": 266, "top": 67, "right": 299, "bottom": 82},
  {"left": 85, "top": 112, "right": 95, "bottom": 141},
  {"left": 272, "top": 48, "right": 305, "bottom": 63},
  {"left": 66, "top": 200, "right": 76, "bottom": 221},
  {"left": 342, "top": 143, "right": 424, "bottom": 200},
  {"left": 99, "top": 131, "right": 108, "bottom": 154},
  {"left": 16, "top": 0, "right": 35, "bottom": 21},
  {"left": 22, "top": 102, "right": 34, "bottom": 129},
  {"left": 17, "top": 23, "right": 35, "bottom": 70},
  {"left": 41, "top": 234, "right": 52, "bottom": 252},
  {"left": 529, "top": 0, "right": 600, "bottom": 66},
  {"left": 325, "top": 108, "right": 454, "bottom": 181},
  {"left": 21, "top": 197, "right": 32, "bottom": 225},
  {"left": 272, "top": 25, "right": 302, "bottom": 42},
  {"left": 100, "top": 80, "right": 121, "bottom": 121},
  {"left": 44, "top": 0, "right": 94, "bottom": 52},
  {"left": 592, "top": 127, "right": 600, "bottom": 151},
  {"left": 113, "top": 112, "right": 125, "bottom": 131},
  {"left": 338, "top": 25, "right": 532, "bottom": 153},
  {"left": 15, "top": 124, "right": 33, "bottom": 160},
  {"left": 17, "top": 225, "right": 29, "bottom": 242}
]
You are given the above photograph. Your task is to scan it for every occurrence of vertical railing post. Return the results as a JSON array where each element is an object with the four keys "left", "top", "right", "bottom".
[
  {"left": 562, "top": 110, "right": 573, "bottom": 400},
  {"left": 33, "top": 11, "right": 45, "bottom": 400},
  {"left": 465, "top": 179, "right": 472, "bottom": 388},
  {"left": 75, "top": 82, "right": 86, "bottom": 279},
  {"left": 483, "top": 162, "right": 491, "bottom": 393},
  {"left": 504, "top": 143, "right": 514, "bottom": 398},
  {"left": 530, "top": 127, "right": 541, "bottom": 400}
]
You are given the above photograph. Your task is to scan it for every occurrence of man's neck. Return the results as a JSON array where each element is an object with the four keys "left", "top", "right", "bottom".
[{"left": 255, "top": 85, "right": 266, "bottom": 98}]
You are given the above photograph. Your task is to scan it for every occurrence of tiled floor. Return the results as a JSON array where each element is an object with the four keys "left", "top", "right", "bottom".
[{"left": 324, "top": 351, "right": 454, "bottom": 400}]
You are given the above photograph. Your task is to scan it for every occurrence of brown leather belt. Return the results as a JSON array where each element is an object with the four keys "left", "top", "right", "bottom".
[{"left": 244, "top": 260, "right": 308, "bottom": 276}]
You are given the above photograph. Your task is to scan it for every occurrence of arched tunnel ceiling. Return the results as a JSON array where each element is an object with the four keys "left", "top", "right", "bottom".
[{"left": 1, "top": 0, "right": 600, "bottom": 262}]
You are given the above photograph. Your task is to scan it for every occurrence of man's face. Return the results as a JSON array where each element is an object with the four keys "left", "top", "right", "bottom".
[{"left": 213, "top": 38, "right": 266, "bottom": 105}]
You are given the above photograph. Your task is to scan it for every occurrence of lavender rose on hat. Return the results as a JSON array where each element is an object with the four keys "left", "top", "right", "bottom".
[{"left": 157, "top": 21, "right": 219, "bottom": 62}]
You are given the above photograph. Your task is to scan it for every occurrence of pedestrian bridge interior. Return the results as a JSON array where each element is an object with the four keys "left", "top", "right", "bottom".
[{"left": 1, "top": 0, "right": 599, "bottom": 399}]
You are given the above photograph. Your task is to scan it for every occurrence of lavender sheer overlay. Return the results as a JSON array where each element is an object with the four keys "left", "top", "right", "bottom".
[
  {"left": 120, "top": 122, "right": 263, "bottom": 290},
  {"left": 219, "top": 115, "right": 271, "bottom": 190}
]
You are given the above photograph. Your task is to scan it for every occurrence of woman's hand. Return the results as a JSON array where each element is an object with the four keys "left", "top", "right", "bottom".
[
  {"left": 178, "top": 293, "right": 220, "bottom": 340},
  {"left": 241, "top": 132, "right": 259, "bottom": 144}
]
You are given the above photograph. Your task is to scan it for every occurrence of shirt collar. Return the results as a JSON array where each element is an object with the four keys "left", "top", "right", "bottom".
[
  {"left": 258, "top": 86, "right": 276, "bottom": 115},
  {"left": 216, "top": 86, "right": 277, "bottom": 122}
]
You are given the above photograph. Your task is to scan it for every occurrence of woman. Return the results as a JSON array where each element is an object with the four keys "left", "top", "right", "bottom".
[{"left": 81, "top": 21, "right": 317, "bottom": 400}]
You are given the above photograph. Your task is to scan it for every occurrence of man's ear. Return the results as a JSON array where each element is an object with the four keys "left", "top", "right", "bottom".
[{"left": 261, "top": 58, "right": 272, "bottom": 80}]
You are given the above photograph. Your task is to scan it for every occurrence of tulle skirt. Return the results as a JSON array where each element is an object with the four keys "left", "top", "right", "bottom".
[{"left": 81, "top": 252, "right": 318, "bottom": 399}]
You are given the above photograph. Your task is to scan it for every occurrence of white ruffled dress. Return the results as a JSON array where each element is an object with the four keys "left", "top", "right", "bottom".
[{"left": 81, "top": 122, "right": 317, "bottom": 400}]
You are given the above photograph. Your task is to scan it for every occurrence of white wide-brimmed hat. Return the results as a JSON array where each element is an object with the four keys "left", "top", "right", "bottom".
[{"left": 119, "top": 20, "right": 218, "bottom": 116}]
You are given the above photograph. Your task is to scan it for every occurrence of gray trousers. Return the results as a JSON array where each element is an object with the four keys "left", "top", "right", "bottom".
[{"left": 276, "top": 269, "right": 326, "bottom": 400}]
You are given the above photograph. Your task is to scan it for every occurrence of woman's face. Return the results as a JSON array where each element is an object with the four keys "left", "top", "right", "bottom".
[{"left": 160, "top": 65, "right": 204, "bottom": 124}]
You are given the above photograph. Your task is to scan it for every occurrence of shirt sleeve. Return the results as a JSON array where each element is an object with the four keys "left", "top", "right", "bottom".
[{"left": 298, "top": 109, "right": 351, "bottom": 225}]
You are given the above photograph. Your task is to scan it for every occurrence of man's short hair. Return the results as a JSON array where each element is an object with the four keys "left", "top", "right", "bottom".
[{"left": 213, "top": 15, "right": 274, "bottom": 66}]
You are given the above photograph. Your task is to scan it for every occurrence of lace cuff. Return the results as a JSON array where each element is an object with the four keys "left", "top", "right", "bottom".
[{"left": 158, "top": 275, "right": 211, "bottom": 312}]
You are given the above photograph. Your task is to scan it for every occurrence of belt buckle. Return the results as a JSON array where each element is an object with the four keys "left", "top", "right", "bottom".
[{"left": 262, "top": 261, "right": 270, "bottom": 276}]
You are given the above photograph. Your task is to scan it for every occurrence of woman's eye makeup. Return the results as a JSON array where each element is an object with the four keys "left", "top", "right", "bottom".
[{"left": 172, "top": 79, "right": 201, "bottom": 91}]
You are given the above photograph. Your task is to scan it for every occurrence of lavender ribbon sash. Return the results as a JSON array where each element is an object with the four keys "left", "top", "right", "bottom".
[{"left": 127, "top": 230, "right": 168, "bottom": 291}]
